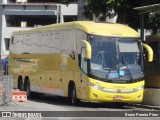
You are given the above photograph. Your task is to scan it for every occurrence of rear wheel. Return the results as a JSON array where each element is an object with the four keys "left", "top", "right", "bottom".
[{"left": 18, "top": 76, "right": 23, "bottom": 91}]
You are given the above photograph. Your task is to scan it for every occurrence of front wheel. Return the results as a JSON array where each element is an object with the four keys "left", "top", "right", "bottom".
[
  {"left": 18, "top": 80, "right": 23, "bottom": 91},
  {"left": 113, "top": 102, "right": 125, "bottom": 108},
  {"left": 70, "top": 85, "right": 80, "bottom": 105}
]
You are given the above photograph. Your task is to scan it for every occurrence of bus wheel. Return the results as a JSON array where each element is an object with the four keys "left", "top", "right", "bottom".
[
  {"left": 18, "top": 76, "right": 23, "bottom": 91},
  {"left": 24, "top": 80, "right": 31, "bottom": 98},
  {"left": 70, "top": 85, "right": 79, "bottom": 105},
  {"left": 114, "top": 102, "right": 125, "bottom": 108}
]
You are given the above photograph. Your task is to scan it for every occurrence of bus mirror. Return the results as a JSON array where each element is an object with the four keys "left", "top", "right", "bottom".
[
  {"left": 143, "top": 43, "right": 153, "bottom": 62},
  {"left": 81, "top": 40, "right": 92, "bottom": 59}
]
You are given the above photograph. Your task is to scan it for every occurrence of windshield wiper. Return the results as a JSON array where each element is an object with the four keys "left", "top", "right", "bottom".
[{"left": 121, "top": 56, "right": 133, "bottom": 81}]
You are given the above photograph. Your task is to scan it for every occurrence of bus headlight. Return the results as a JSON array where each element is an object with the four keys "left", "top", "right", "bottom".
[
  {"left": 88, "top": 82, "right": 100, "bottom": 90},
  {"left": 88, "top": 82, "right": 144, "bottom": 93},
  {"left": 88, "top": 82, "right": 116, "bottom": 92},
  {"left": 133, "top": 86, "right": 144, "bottom": 92}
]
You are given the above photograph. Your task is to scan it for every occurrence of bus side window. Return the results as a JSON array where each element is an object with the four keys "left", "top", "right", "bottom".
[{"left": 81, "top": 48, "right": 88, "bottom": 74}]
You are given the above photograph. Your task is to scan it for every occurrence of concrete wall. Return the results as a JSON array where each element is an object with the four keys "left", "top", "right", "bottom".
[
  {"left": 142, "top": 88, "right": 160, "bottom": 106},
  {"left": 2, "top": 5, "right": 57, "bottom": 15},
  {"left": 61, "top": 4, "right": 77, "bottom": 16},
  {"left": 1, "top": 27, "right": 32, "bottom": 58},
  {"left": 1, "top": 0, "right": 6, "bottom": 3},
  {"left": 0, "top": 6, "right": 2, "bottom": 54},
  {"left": 2, "top": 4, "right": 77, "bottom": 16}
]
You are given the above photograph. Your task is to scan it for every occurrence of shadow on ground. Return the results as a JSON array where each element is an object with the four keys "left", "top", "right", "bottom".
[{"left": 29, "top": 93, "right": 134, "bottom": 110}]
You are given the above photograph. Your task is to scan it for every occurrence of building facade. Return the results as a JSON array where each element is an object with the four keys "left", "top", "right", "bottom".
[{"left": 0, "top": 0, "right": 78, "bottom": 58}]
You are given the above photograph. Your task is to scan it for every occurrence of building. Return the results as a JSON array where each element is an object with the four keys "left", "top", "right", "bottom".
[
  {"left": 135, "top": 4, "right": 160, "bottom": 40},
  {"left": 134, "top": 3, "right": 160, "bottom": 107},
  {"left": 0, "top": 0, "right": 78, "bottom": 58}
]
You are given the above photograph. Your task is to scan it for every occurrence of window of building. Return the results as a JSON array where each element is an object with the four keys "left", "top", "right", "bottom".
[
  {"left": 6, "top": 15, "right": 57, "bottom": 27},
  {"left": 9, "top": 0, "right": 78, "bottom": 3},
  {"left": 4, "top": 38, "right": 10, "bottom": 51}
]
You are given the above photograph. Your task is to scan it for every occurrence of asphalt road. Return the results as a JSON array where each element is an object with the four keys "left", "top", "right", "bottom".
[{"left": 0, "top": 94, "right": 160, "bottom": 120}]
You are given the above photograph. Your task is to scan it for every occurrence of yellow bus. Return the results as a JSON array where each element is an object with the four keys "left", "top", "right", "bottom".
[{"left": 9, "top": 21, "right": 153, "bottom": 104}]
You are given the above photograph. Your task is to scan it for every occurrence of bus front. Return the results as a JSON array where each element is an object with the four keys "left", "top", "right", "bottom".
[{"left": 82, "top": 35, "right": 152, "bottom": 103}]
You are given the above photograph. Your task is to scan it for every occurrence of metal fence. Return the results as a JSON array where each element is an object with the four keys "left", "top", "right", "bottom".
[
  {"left": 0, "top": 65, "right": 8, "bottom": 76},
  {"left": 0, "top": 76, "right": 13, "bottom": 105}
]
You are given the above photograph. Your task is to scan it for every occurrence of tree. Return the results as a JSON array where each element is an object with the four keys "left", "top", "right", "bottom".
[
  {"left": 146, "top": 13, "right": 160, "bottom": 34},
  {"left": 83, "top": 0, "right": 135, "bottom": 22},
  {"left": 59, "top": 0, "right": 70, "bottom": 7},
  {"left": 59, "top": 0, "right": 69, "bottom": 4},
  {"left": 84, "top": 0, "right": 160, "bottom": 32},
  {"left": 83, "top": 0, "right": 119, "bottom": 21}
]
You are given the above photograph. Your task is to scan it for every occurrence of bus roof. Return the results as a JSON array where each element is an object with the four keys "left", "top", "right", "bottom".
[{"left": 12, "top": 21, "right": 139, "bottom": 37}]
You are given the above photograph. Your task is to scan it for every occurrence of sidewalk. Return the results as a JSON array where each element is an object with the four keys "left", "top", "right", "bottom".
[{"left": 130, "top": 103, "right": 160, "bottom": 110}]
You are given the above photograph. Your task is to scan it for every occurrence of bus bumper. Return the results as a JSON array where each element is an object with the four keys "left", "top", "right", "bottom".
[{"left": 87, "top": 86, "right": 143, "bottom": 103}]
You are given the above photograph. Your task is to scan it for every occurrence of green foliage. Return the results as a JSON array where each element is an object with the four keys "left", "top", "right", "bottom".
[
  {"left": 59, "top": 0, "right": 69, "bottom": 4},
  {"left": 84, "top": 0, "right": 160, "bottom": 33},
  {"left": 83, "top": 0, "right": 117, "bottom": 21},
  {"left": 146, "top": 13, "right": 160, "bottom": 34}
]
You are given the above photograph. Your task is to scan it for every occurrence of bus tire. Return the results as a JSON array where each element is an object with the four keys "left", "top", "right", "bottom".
[
  {"left": 69, "top": 84, "right": 80, "bottom": 105},
  {"left": 24, "top": 79, "right": 31, "bottom": 98},
  {"left": 114, "top": 102, "right": 125, "bottom": 108},
  {"left": 18, "top": 76, "right": 23, "bottom": 91}
]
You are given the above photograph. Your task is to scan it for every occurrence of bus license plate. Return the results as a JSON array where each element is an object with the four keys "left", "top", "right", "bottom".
[{"left": 113, "top": 96, "right": 123, "bottom": 101}]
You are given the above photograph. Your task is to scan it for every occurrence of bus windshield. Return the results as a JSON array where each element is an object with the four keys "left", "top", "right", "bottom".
[{"left": 89, "top": 35, "right": 143, "bottom": 83}]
